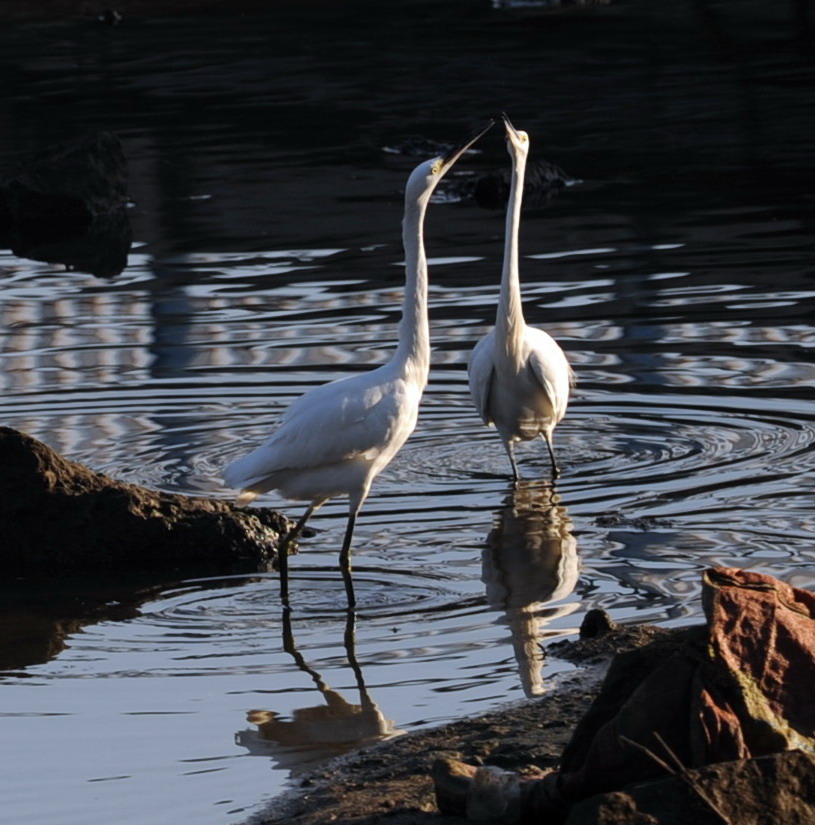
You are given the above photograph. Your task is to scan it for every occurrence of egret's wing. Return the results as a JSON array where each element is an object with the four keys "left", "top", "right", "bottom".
[
  {"left": 276, "top": 376, "right": 412, "bottom": 468},
  {"left": 224, "top": 371, "right": 415, "bottom": 488},
  {"left": 468, "top": 334, "right": 496, "bottom": 426},
  {"left": 525, "top": 328, "right": 572, "bottom": 422}
]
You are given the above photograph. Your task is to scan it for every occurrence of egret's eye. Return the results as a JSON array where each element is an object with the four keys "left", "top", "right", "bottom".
[
  {"left": 431, "top": 161, "right": 442, "bottom": 175},
  {"left": 520, "top": 133, "right": 529, "bottom": 143}
]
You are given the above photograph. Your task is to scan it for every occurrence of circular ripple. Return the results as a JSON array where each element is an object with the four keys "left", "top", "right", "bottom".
[{"left": 401, "top": 393, "right": 815, "bottom": 501}]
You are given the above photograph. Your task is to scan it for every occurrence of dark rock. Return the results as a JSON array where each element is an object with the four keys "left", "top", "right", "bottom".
[
  {"left": 0, "top": 132, "right": 132, "bottom": 277},
  {"left": 549, "top": 617, "right": 669, "bottom": 666},
  {"left": 0, "top": 131, "right": 128, "bottom": 226},
  {"left": 566, "top": 750, "right": 815, "bottom": 825},
  {"left": 472, "top": 158, "right": 576, "bottom": 210},
  {"left": 579, "top": 609, "right": 617, "bottom": 639},
  {"left": 0, "top": 427, "right": 290, "bottom": 574},
  {"left": 6, "top": 206, "right": 132, "bottom": 278}
]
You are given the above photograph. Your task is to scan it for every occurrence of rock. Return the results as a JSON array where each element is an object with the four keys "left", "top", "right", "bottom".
[
  {"left": 566, "top": 750, "right": 815, "bottom": 825},
  {"left": 0, "top": 132, "right": 132, "bottom": 277},
  {"left": 579, "top": 609, "right": 617, "bottom": 639},
  {"left": 433, "top": 569, "right": 815, "bottom": 825},
  {"left": 0, "top": 427, "right": 290, "bottom": 573},
  {"left": 6, "top": 206, "right": 132, "bottom": 278},
  {"left": 0, "top": 131, "right": 128, "bottom": 227},
  {"left": 472, "top": 158, "right": 575, "bottom": 209}
]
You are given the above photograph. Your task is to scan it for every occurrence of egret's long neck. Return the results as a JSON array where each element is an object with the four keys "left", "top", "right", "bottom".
[
  {"left": 393, "top": 195, "right": 431, "bottom": 384},
  {"left": 496, "top": 147, "right": 527, "bottom": 346}
]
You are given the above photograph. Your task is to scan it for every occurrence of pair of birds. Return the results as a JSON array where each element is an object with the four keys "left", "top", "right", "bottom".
[{"left": 223, "top": 115, "right": 573, "bottom": 607}]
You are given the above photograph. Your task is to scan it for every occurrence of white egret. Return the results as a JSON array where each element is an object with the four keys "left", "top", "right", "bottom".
[
  {"left": 468, "top": 114, "right": 573, "bottom": 480},
  {"left": 224, "top": 120, "right": 493, "bottom": 608}
]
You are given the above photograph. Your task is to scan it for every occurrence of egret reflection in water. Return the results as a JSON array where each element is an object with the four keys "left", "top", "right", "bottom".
[
  {"left": 236, "top": 610, "right": 403, "bottom": 775},
  {"left": 482, "top": 481, "right": 579, "bottom": 696}
]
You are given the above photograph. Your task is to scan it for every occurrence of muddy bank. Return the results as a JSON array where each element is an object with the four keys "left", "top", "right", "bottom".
[
  {"left": 244, "top": 570, "right": 815, "bottom": 825},
  {"left": 243, "top": 621, "right": 669, "bottom": 825},
  {"left": 0, "top": 427, "right": 290, "bottom": 573}
]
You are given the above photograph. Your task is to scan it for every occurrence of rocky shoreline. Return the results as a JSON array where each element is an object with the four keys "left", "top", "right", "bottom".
[
  {"left": 242, "top": 586, "right": 815, "bottom": 825},
  {"left": 241, "top": 622, "right": 665, "bottom": 825},
  {"left": 0, "top": 427, "right": 290, "bottom": 573}
]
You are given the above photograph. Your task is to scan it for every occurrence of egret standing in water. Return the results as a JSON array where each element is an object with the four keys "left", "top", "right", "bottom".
[
  {"left": 224, "top": 121, "right": 493, "bottom": 608},
  {"left": 468, "top": 115, "right": 573, "bottom": 480}
]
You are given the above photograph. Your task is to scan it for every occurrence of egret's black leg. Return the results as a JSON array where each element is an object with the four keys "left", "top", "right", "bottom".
[
  {"left": 278, "top": 542, "right": 290, "bottom": 608},
  {"left": 281, "top": 604, "right": 296, "bottom": 656},
  {"left": 342, "top": 605, "right": 357, "bottom": 653},
  {"left": 280, "top": 503, "right": 315, "bottom": 609},
  {"left": 542, "top": 433, "right": 560, "bottom": 480},
  {"left": 504, "top": 441, "right": 520, "bottom": 482},
  {"left": 343, "top": 607, "right": 376, "bottom": 711},
  {"left": 281, "top": 606, "right": 331, "bottom": 693},
  {"left": 339, "top": 512, "right": 358, "bottom": 609}
]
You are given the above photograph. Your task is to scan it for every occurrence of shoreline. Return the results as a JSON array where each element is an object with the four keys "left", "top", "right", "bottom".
[{"left": 242, "top": 620, "right": 667, "bottom": 825}]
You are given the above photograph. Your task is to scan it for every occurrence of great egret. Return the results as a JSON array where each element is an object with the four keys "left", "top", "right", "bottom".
[
  {"left": 224, "top": 120, "right": 493, "bottom": 608},
  {"left": 468, "top": 114, "right": 573, "bottom": 480}
]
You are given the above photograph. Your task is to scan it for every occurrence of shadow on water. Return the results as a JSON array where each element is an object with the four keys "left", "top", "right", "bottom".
[
  {"left": 482, "top": 481, "right": 579, "bottom": 696},
  {"left": 0, "top": 562, "right": 266, "bottom": 672},
  {"left": 236, "top": 609, "right": 403, "bottom": 775},
  {"left": 0, "top": 209, "right": 132, "bottom": 278}
]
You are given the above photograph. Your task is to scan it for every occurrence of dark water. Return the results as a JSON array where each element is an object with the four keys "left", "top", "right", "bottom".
[{"left": 1, "top": 2, "right": 814, "bottom": 823}]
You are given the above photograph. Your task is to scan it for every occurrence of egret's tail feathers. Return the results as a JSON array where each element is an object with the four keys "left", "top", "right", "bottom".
[
  {"left": 223, "top": 447, "right": 277, "bottom": 493},
  {"left": 235, "top": 489, "right": 259, "bottom": 507}
]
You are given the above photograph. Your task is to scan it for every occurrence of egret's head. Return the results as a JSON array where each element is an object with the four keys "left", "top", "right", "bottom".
[
  {"left": 405, "top": 119, "right": 494, "bottom": 202},
  {"left": 502, "top": 113, "right": 529, "bottom": 158}
]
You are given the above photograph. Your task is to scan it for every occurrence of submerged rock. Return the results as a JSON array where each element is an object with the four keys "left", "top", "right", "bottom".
[
  {"left": 0, "top": 131, "right": 128, "bottom": 227},
  {"left": 0, "top": 427, "right": 289, "bottom": 573},
  {"left": 0, "top": 132, "right": 132, "bottom": 277},
  {"left": 472, "top": 158, "right": 576, "bottom": 209},
  {"left": 5, "top": 206, "right": 132, "bottom": 279}
]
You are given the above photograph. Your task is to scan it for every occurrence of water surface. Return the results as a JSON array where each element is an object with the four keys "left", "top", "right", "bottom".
[{"left": 1, "top": 2, "right": 814, "bottom": 823}]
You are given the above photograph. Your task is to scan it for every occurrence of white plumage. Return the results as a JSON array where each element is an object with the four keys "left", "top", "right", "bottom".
[
  {"left": 224, "top": 371, "right": 421, "bottom": 509},
  {"left": 224, "top": 121, "right": 493, "bottom": 607},
  {"left": 468, "top": 114, "right": 573, "bottom": 480}
]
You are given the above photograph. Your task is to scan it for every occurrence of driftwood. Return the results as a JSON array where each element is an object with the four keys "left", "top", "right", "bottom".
[{"left": 0, "top": 427, "right": 289, "bottom": 573}]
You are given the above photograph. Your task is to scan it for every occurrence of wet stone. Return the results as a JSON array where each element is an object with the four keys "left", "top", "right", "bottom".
[{"left": 0, "top": 426, "right": 290, "bottom": 573}]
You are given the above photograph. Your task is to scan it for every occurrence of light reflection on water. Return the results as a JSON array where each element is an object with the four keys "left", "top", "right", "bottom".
[
  {"left": 2, "top": 2, "right": 815, "bottom": 823},
  {"left": 2, "top": 227, "right": 814, "bottom": 823}
]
